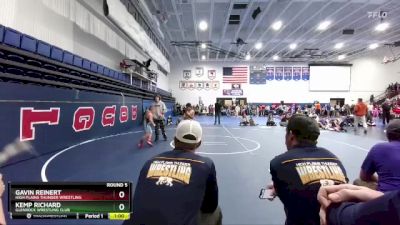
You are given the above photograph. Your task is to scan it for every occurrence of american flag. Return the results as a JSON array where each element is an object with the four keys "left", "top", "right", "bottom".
[{"left": 223, "top": 66, "right": 248, "bottom": 83}]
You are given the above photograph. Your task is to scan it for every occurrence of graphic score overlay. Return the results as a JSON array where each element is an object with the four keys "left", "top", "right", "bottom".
[{"left": 8, "top": 182, "right": 131, "bottom": 220}]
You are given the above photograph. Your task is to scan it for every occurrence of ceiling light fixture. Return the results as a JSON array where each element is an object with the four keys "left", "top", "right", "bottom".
[
  {"left": 334, "top": 43, "right": 344, "bottom": 49},
  {"left": 338, "top": 54, "right": 346, "bottom": 60},
  {"left": 245, "top": 54, "right": 251, "bottom": 60},
  {"left": 201, "top": 43, "right": 207, "bottom": 49},
  {"left": 272, "top": 21, "right": 283, "bottom": 31},
  {"left": 201, "top": 55, "right": 206, "bottom": 60},
  {"left": 289, "top": 43, "right": 297, "bottom": 50},
  {"left": 199, "top": 20, "right": 208, "bottom": 31},
  {"left": 369, "top": 43, "right": 379, "bottom": 49},
  {"left": 255, "top": 42, "right": 263, "bottom": 50},
  {"left": 317, "top": 20, "right": 331, "bottom": 31},
  {"left": 375, "top": 22, "right": 389, "bottom": 32},
  {"left": 272, "top": 55, "right": 279, "bottom": 60}
]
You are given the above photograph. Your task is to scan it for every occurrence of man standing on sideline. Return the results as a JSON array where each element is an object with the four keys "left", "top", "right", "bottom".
[
  {"left": 354, "top": 120, "right": 400, "bottom": 191},
  {"left": 127, "top": 120, "right": 221, "bottom": 225},
  {"left": 315, "top": 101, "right": 321, "bottom": 115},
  {"left": 381, "top": 99, "right": 392, "bottom": 125},
  {"left": 152, "top": 95, "right": 167, "bottom": 141},
  {"left": 214, "top": 100, "right": 221, "bottom": 125},
  {"left": 268, "top": 115, "right": 348, "bottom": 225},
  {"left": 354, "top": 98, "right": 368, "bottom": 134}
]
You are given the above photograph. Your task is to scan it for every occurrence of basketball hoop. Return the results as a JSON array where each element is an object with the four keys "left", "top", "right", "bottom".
[{"left": 382, "top": 56, "right": 389, "bottom": 64}]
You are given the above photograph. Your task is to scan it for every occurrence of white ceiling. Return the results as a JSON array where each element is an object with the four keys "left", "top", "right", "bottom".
[{"left": 146, "top": 0, "right": 400, "bottom": 63}]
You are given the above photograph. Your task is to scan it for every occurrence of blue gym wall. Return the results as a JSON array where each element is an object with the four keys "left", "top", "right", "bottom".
[{"left": 0, "top": 82, "right": 149, "bottom": 167}]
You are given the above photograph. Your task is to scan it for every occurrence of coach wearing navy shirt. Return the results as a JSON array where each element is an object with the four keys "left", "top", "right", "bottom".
[
  {"left": 269, "top": 115, "right": 348, "bottom": 225},
  {"left": 126, "top": 120, "right": 221, "bottom": 225}
]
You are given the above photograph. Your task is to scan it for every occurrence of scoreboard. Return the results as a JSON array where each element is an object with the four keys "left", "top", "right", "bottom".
[{"left": 8, "top": 182, "right": 131, "bottom": 220}]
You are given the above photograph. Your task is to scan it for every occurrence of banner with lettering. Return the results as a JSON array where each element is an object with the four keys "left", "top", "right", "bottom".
[
  {"left": 222, "top": 89, "right": 243, "bottom": 96},
  {"left": 179, "top": 81, "right": 220, "bottom": 90},
  {"left": 275, "top": 67, "right": 283, "bottom": 81},
  {"left": 302, "top": 67, "right": 310, "bottom": 81},
  {"left": 284, "top": 67, "right": 293, "bottom": 81},
  {"left": 293, "top": 67, "right": 301, "bottom": 81},
  {"left": 266, "top": 67, "right": 274, "bottom": 81},
  {"left": 250, "top": 70, "right": 267, "bottom": 84}
]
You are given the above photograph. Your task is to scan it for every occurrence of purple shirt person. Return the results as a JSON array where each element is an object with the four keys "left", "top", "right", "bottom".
[{"left": 359, "top": 120, "right": 400, "bottom": 192}]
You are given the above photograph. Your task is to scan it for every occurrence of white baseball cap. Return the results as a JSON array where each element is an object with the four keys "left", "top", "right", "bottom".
[{"left": 175, "top": 120, "right": 203, "bottom": 144}]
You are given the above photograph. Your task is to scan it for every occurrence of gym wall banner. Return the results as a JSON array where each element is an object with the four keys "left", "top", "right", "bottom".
[
  {"left": 222, "top": 89, "right": 244, "bottom": 96},
  {"left": 0, "top": 82, "right": 143, "bottom": 166},
  {"left": 179, "top": 81, "right": 220, "bottom": 90}
]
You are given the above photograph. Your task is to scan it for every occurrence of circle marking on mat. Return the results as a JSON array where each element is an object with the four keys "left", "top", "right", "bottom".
[{"left": 169, "top": 135, "right": 261, "bottom": 155}]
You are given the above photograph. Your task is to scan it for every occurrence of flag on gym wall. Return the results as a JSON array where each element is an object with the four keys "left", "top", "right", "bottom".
[
  {"left": 302, "top": 67, "right": 310, "bottom": 80},
  {"left": 266, "top": 67, "right": 274, "bottom": 80},
  {"left": 284, "top": 67, "right": 292, "bottom": 81},
  {"left": 275, "top": 67, "right": 283, "bottom": 81},
  {"left": 293, "top": 67, "right": 301, "bottom": 81},
  {"left": 223, "top": 66, "right": 248, "bottom": 83},
  {"left": 250, "top": 70, "right": 267, "bottom": 84}
]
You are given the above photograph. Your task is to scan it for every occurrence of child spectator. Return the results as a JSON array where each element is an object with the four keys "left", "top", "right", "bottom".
[
  {"left": 167, "top": 115, "right": 173, "bottom": 126},
  {"left": 183, "top": 105, "right": 195, "bottom": 120},
  {"left": 249, "top": 116, "right": 258, "bottom": 126},
  {"left": 328, "top": 118, "right": 344, "bottom": 132},
  {"left": 239, "top": 113, "right": 250, "bottom": 126},
  {"left": 279, "top": 113, "right": 291, "bottom": 127},
  {"left": 366, "top": 113, "right": 376, "bottom": 126},
  {"left": 393, "top": 104, "right": 400, "bottom": 118},
  {"left": 318, "top": 117, "right": 329, "bottom": 130},
  {"left": 372, "top": 106, "right": 380, "bottom": 124},
  {"left": 267, "top": 113, "right": 277, "bottom": 126},
  {"left": 260, "top": 104, "right": 266, "bottom": 116},
  {"left": 235, "top": 105, "right": 240, "bottom": 117}
]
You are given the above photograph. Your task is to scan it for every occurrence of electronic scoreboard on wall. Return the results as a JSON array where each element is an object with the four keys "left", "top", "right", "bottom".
[{"left": 8, "top": 182, "right": 131, "bottom": 220}]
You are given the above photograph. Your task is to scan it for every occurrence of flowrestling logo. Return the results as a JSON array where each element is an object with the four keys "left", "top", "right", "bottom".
[{"left": 20, "top": 105, "right": 138, "bottom": 141}]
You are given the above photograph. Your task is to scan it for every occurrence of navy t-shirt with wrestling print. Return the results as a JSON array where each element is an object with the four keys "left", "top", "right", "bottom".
[
  {"left": 127, "top": 149, "right": 218, "bottom": 225},
  {"left": 270, "top": 146, "right": 348, "bottom": 225}
]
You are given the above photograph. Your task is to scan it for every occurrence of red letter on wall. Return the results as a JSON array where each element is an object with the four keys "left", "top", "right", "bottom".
[
  {"left": 102, "top": 105, "right": 116, "bottom": 127},
  {"left": 120, "top": 106, "right": 128, "bottom": 123},
  {"left": 131, "top": 105, "right": 138, "bottom": 121},
  {"left": 20, "top": 107, "right": 60, "bottom": 141},
  {"left": 73, "top": 107, "right": 95, "bottom": 132}
]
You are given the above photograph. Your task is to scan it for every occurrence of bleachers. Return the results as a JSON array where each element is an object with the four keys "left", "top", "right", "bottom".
[{"left": 0, "top": 24, "right": 173, "bottom": 100}]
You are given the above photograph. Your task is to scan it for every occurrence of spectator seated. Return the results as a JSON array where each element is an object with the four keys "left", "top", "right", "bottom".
[
  {"left": 266, "top": 113, "right": 277, "bottom": 126},
  {"left": 249, "top": 117, "right": 258, "bottom": 126},
  {"left": 239, "top": 114, "right": 250, "bottom": 126}
]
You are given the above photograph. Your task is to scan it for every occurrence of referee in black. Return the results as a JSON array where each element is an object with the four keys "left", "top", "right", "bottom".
[{"left": 214, "top": 100, "right": 221, "bottom": 125}]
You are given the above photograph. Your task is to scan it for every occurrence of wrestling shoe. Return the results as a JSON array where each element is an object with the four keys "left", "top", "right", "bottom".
[{"left": 138, "top": 140, "right": 144, "bottom": 149}]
